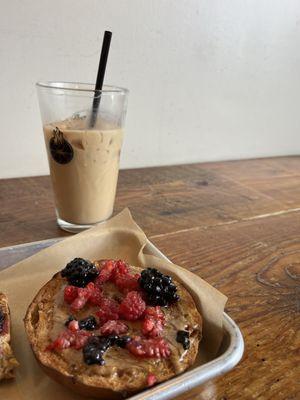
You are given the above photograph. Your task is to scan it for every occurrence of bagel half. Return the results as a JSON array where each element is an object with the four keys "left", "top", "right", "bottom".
[
  {"left": 0, "top": 292, "right": 19, "bottom": 381},
  {"left": 24, "top": 260, "right": 202, "bottom": 398}
]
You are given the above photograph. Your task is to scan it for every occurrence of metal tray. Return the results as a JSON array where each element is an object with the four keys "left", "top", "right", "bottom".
[{"left": 0, "top": 238, "right": 244, "bottom": 400}]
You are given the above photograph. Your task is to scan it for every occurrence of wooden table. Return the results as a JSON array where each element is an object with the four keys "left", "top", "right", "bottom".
[{"left": 0, "top": 157, "right": 299, "bottom": 399}]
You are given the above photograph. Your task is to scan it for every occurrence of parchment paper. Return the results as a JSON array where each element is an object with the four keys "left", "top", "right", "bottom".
[{"left": 0, "top": 209, "right": 227, "bottom": 400}]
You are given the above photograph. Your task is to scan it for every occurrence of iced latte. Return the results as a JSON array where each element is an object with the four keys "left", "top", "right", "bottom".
[{"left": 43, "top": 117, "right": 123, "bottom": 225}]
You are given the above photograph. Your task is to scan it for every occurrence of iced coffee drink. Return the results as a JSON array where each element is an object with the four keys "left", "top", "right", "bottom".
[
  {"left": 37, "top": 82, "right": 128, "bottom": 232},
  {"left": 43, "top": 117, "right": 123, "bottom": 225}
]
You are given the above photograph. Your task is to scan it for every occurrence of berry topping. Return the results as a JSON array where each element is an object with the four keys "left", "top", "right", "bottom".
[
  {"left": 126, "top": 336, "right": 171, "bottom": 359},
  {"left": 68, "top": 319, "right": 79, "bottom": 332},
  {"left": 147, "top": 373, "right": 157, "bottom": 387},
  {"left": 100, "top": 320, "right": 128, "bottom": 336},
  {"left": 95, "top": 260, "right": 116, "bottom": 285},
  {"left": 64, "top": 285, "right": 78, "bottom": 304},
  {"left": 79, "top": 316, "right": 98, "bottom": 331},
  {"left": 0, "top": 310, "right": 5, "bottom": 334},
  {"left": 47, "top": 327, "right": 90, "bottom": 351},
  {"left": 88, "top": 285, "right": 103, "bottom": 306},
  {"left": 114, "top": 272, "right": 140, "bottom": 292},
  {"left": 139, "top": 268, "right": 180, "bottom": 306},
  {"left": 96, "top": 297, "right": 120, "bottom": 323},
  {"left": 70, "top": 282, "right": 95, "bottom": 311},
  {"left": 83, "top": 336, "right": 111, "bottom": 365},
  {"left": 142, "top": 307, "right": 166, "bottom": 338},
  {"left": 61, "top": 258, "right": 99, "bottom": 288},
  {"left": 49, "top": 127, "right": 74, "bottom": 164},
  {"left": 106, "top": 334, "right": 119, "bottom": 345},
  {"left": 176, "top": 330, "right": 190, "bottom": 350},
  {"left": 112, "top": 260, "right": 129, "bottom": 277},
  {"left": 115, "top": 335, "right": 132, "bottom": 348},
  {"left": 119, "top": 291, "right": 146, "bottom": 321}
]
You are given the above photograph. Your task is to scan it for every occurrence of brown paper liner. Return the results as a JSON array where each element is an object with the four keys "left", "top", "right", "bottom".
[{"left": 0, "top": 208, "right": 227, "bottom": 399}]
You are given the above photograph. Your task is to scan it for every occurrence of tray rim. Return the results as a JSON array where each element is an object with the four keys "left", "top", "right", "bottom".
[{"left": 0, "top": 237, "right": 244, "bottom": 399}]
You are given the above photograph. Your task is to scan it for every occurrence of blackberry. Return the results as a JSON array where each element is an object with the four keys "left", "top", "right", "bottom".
[
  {"left": 61, "top": 258, "right": 99, "bottom": 287},
  {"left": 139, "top": 268, "right": 180, "bottom": 307},
  {"left": 176, "top": 330, "right": 190, "bottom": 350},
  {"left": 83, "top": 336, "right": 110, "bottom": 365},
  {"left": 0, "top": 310, "right": 5, "bottom": 334},
  {"left": 79, "top": 316, "right": 98, "bottom": 331},
  {"left": 115, "top": 335, "right": 131, "bottom": 348}
]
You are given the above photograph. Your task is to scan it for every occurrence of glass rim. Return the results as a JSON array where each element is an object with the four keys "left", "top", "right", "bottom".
[{"left": 36, "top": 81, "right": 129, "bottom": 95}]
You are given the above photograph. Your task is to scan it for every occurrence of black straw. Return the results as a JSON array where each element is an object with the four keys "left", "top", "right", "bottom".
[{"left": 89, "top": 30, "right": 112, "bottom": 127}]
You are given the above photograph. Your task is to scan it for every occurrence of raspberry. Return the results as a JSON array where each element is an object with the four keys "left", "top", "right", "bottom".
[
  {"left": 70, "top": 282, "right": 95, "bottom": 311},
  {"left": 119, "top": 291, "right": 146, "bottom": 321},
  {"left": 114, "top": 273, "right": 140, "bottom": 292},
  {"left": 47, "top": 327, "right": 90, "bottom": 351},
  {"left": 142, "top": 307, "right": 165, "bottom": 338},
  {"left": 95, "top": 260, "right": 116, "bottom": 285},
  {"left": 126, "top": 336, "right": 171, "bottom": 358},
  {"left": 147, "top": 374, "right": 157, "bottom": 387},
  {"left": 88, "top": 285, "right": 103, "bottom": 306},
  {"left": 64, "top": 285, "right": 78, "bottom": 304},
  {"left": 100, "top": 320, "right": 128, "bottom": 336},
  {"left": 112, "top": 260, "right": 129, "bottom": 278},
  {"left": 68, "top": 319, "right": 79, "bottom": 332},
  {"left": 73, "top": 330, "right": 91, "bottom": 350},
  {"left": 96, "top": 297, "right": 120, "bottom": 323}
]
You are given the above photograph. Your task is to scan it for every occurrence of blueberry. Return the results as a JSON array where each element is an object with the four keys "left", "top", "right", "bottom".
[
  {"left": 107, "top": 335, "right": 119, "bottom": 346},
  {"left": 176, "top": 330, "right": 190, "bottom": 350},
  {"left": 116, "top": 336, "right": 131, "bottom": 348},
  {"left": 79, "top": 316, "right": 97, "bottom": 331},
  {"left": 83, "top": 336, "right": 111, "bottom": 366}
]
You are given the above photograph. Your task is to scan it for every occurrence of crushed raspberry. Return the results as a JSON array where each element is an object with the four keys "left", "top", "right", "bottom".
[
  {"left": 119, "top": 291, "right": 146, "bottom": 321},
  {"left": 95, "top": 260, "right": 116, "bottom": 285},
  {"left": 68, "top": 319, "right": 79, "bottom": 332},
  {"left": 100, "top": 320, "right": 128, "bottom": 335},
  {"left": 147, "top": 373, "right": 157, "bottom": 387},
  {"left": 64, "top": 285, "right": 78, "bottom": 304},
  {"left": 126, "top": 336, "right": 171, "bottom": 358},
  {"left": 72, "top": 330, "right": 91, "bottom": 350},
  {"left": 47, "top": 328, "right": 90, "bottom": 351},
  {"left": 114, "top": 273, "right": 140, "bottom": 292},
  {"left": 70, "top": 282, "right": 95, "bottom": 311},
  {"left": 112, "top": 259, "right": 129, "bottom": 278},
  {"left": 88, "top": 285, "right": 103, "bottom": 306},
  {"left": 96, "top": 297, "right": 120, "bottom": 323},
  {"left": 142, "top": 307, "right": 165, "bottom": 338}
]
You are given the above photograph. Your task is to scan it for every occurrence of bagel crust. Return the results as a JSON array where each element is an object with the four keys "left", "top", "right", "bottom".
[
  {"left": 24, "top": 262, "right": 202, "bottom": 398},
  {"left": 0, "top": 293, "right": 19, "bottom": 381}
]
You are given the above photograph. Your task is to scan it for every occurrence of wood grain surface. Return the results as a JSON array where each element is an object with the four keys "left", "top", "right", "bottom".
[{"left": 0, "top": 156, "right": 299, "bottom": 399}]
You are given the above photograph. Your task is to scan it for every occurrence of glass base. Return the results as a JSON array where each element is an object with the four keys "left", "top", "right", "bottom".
[{"left": 56, "top": 215, "right": 111, "bottom": 233}]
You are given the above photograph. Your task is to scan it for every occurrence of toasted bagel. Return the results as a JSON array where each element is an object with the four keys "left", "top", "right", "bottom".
[
  {"left": 0, "top": 292, "right": 19, "bottom": 381},
  {"left": 24, "top": 260, "right": 202, "bottom": 398}
]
